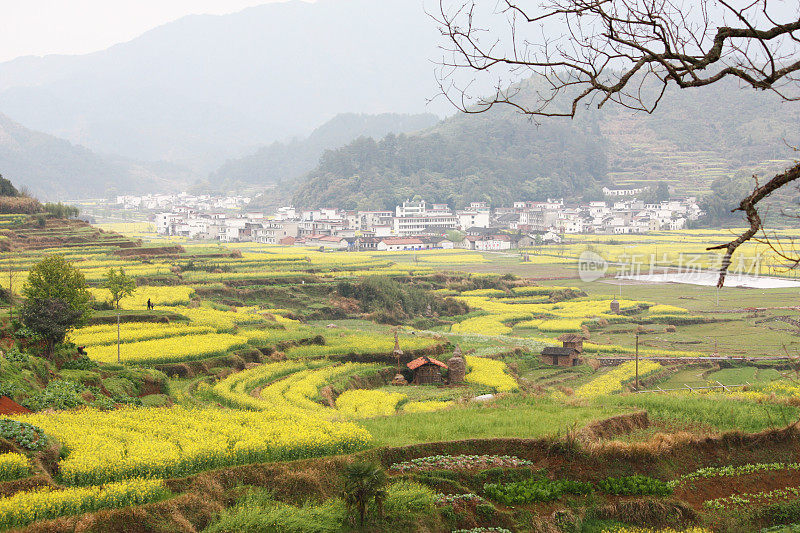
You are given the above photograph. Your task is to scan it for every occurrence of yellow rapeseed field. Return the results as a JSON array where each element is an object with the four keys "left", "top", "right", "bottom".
[
  {"left": 575, "top": 361, "right": 663, "bottom": 398},
  {"left": 87, "top": 333, "right": 249, "bottom": 364},
  {"left": 13, "top": 407, "right": 371, "bottom": 485},
  {"left": 464, "top": 355, "right": 518, "bottom": 392},
  {"left": 335, "top": 390, "right": 407, "bottom": 418},
  {"left": 70, "top": 323, "right": 214, "bottom": 346},
  {"left": 0, "top": 477, "right": 168, "bottom": 530},
  {"left": 0, "top": 452, "right": 30, "bottom": 482}
]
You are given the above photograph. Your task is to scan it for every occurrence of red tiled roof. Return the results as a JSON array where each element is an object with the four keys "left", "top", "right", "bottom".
[
  {"left": 0, "top": 396, "right": 31, "bottom": 416},
  {"left": 319, "top": 235, "right": 345, "bottom": 242},
  {"left": 407, "top": 356, "right": 448, "bottom": 370}
]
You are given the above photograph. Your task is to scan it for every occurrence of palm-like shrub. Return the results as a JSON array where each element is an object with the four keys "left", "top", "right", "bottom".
[{"left": 342, "top": 462, "right": 387, "bottom": 527}]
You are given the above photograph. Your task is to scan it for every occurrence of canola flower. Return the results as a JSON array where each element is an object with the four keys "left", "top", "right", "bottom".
[
  {"left": 531, "top": 229, "right": 798, "bottom": 278},
  {"left": 453, "top": 295, "right": 649, "bottom": 338},
  {"left": 96, "top": 222, "right": 155, "bottom": 234},
  {"left": 335, "top": 389, "right": 407, "bottom": 418},
  {"left": 70, "top": 322, "right": 214, "bottom": 346},
  {"left": 259, "top": 363, "right": 380, "bottom": 416},
  {"left": 648, "top": 304, "right": 690, "bottom": 315},
  {"left": 284, "top": 332, "right": 439, "bottom": 359},
  {"left": 464, "top": 356, "right": 518, "bottom": 392},
  {"left": 0, "top": 452, "right": 30, "bottom": 481},
  {"left": 575, "top": 361, "right": 662, "bottom": 398},
  {"left": 87, "top": 333, "right": 249, "bottom": 364},
  {"left": 79, "top": 264, "right": 173, "bottom": 282},
  {"left": 536, "top": 318, "right": 586, "bottom": 333},
  {"left": 402, "top": 400, "right": 454, "bottom": 414},
  {"left": 213, "top": 360, "right": 383, "bottom": 417},
  {"left": 90, "top": 286, "right": 195, "bottom": 309},
  {"left": 210, "top": 360, "right": 318, "bottom": 410},
  {"left": 451, "top": 315, "right": 512, "bottom": 336},
  {"left": 582, "top": 342, "right": 705, "bottom": 358},
  {"left": 175, "top": 306, "right": 266, "bottom": 329},
  {"left": 511, "top": 286, "right": 580, "bottom": 296},
  {"left": 0, "top": 478, "right": 168, "bottom": 530},
  {"left": 514, "top": 319, "right": 544, "bottom": 329},
  {"left": 13, "top": 407, "right": 371, "bottom": 485},
  {"left": 655, "top": 380, "right": 800, "bottom": 405}
]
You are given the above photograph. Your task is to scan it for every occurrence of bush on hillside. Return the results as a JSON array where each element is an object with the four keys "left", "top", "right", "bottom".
[
  {"left": 22, "top": 380, "right": 85, "bottom": 412},
  {"left": 337, "top": 277, "right": 468, "bottom": 324},
  {"left": 0, "top": 196, "right": 42, "bottom": 214}
]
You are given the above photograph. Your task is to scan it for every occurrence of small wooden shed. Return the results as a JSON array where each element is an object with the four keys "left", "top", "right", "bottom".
[
  {"left": 407, "top": 356, "right": 448, "bottom": 385},
  {"left": 557, "top": 333, "right": 585, "bottom": 353},
  {"left": 541, "top": 346, "right": 581, "bottom": 367}
]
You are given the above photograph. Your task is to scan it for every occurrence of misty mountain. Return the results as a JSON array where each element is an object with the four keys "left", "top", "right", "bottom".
[
  {"left": 0, "top": 0, "right": 453, "bottom": 173},
  {"left": 210, "top": 112, "right": 439, "bottom": 185},
  {"left": 0, "top": 112, "right": 185, "bottom": 200},
  {"left": 293, "top": 77, "right": 800, "bottom": 210}
]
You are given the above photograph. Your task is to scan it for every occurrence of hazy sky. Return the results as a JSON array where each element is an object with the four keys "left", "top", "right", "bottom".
[{"left": 0, "top": 0, "right": 306, "bottom": 62}]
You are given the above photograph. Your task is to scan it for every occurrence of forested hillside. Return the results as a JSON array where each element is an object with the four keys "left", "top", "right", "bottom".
[{"left": 293, "top": 107, "right": 607, "bottom": 210}]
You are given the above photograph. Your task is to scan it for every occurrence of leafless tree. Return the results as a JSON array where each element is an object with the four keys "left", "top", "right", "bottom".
[{"left": 434, "top": 0, "right": 800, "bottom": 286}]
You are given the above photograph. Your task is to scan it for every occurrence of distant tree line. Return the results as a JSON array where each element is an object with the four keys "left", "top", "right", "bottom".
[{"left": 293, "top": 109, "right": 607, "bottom": 210}]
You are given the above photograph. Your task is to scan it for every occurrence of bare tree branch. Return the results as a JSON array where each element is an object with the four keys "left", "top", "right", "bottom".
[{"left": 434, "top": 0, "right": 800, "bottom": 285}]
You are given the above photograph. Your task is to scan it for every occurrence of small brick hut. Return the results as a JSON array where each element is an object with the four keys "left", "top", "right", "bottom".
[
  {"left": 541, "top": 347, "right": 580, "bottom": 367},
  {"left": 610, "top": 298, "right": 621, "bottom": 314},
  {"left": 557, "top": 334, "right": 585, "bottom": 353},
  {"left": 407, "top": 356, "right": 448, "bottom": 384},
  {"left": 541, "top": 334, "right": 585, "bottom": 367},
  {"left": 447, "top": 344, "right": 466, "bottom": 384}
]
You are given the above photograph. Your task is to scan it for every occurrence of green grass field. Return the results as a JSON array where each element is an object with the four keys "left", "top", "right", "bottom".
[{"left": 361, "top": 396, "right": 620, "bottom": 447}]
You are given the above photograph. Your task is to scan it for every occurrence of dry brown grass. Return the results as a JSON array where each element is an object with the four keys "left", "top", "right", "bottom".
[
  {"left": 594, "top": 499, "right": 696, "bottom": 529},
  {"left": 0, "top": 197, "right": 41, "bottom": 214},
  {"left": 578, "top": 411, "right": 650, "bottom": 442}
]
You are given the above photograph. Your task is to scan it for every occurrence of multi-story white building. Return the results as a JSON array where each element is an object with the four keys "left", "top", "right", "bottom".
[
  {"left": 392, "top": 214, "right": 459, "bottom": 236},
  {"left": 254, "top": 221, "right": 300, "bottom": 244},
  {"left": 393, "top": 200, "right": 458, "bottom": 235},
  {"left": 457, "top": 210, "right": 491, "bottom": 229},
  {"left": 603, "top": 186, "right": 645, "bottom": 197}
]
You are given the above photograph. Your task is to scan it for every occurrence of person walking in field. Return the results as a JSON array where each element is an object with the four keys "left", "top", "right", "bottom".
[{"left": 147, "top": 298, "right": 152, "bottom": 310}]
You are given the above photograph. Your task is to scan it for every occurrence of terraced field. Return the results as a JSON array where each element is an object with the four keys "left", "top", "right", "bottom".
[{"left": 3, "top": 221, "right": 800, "bottom": 531}]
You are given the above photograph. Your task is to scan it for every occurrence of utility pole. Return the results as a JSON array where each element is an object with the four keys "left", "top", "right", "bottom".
[
  {"left": 635, "top": 332, "right": 639, "bottom": 391},
  {"left": 8, "top": 261, "right": 13, "bottom": 324},
  {"left": 117, "top": 312, "right": 121, "bottom": 363}
]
